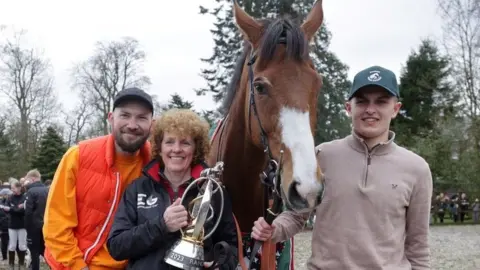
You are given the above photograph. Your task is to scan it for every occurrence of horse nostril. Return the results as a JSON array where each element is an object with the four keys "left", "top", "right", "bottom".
[
  {"left": 285, "top": 180, "right": 324, "bottom": 212},
  {"left": 287, "top": 181, "right": 309, "bottom": 210}
]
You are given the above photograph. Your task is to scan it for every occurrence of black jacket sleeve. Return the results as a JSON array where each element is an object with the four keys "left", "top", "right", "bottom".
[
  {"left": 8, "top": 195, "right": 25, "bottom": 214},
  {"left": 107, "top": 182, "right": 171, "bottom": 261},
  {"left": 211, "top": 187, "right": 239, "bottom": 270},
  {"left": 24, "top": 190, "right": 36, "bottom": 232}
]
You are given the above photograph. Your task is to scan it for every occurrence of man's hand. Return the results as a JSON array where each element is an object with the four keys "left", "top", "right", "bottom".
[
  {"left": 163, "top": 198, "right": 188, "bottom": 232},
  {"left": 251, "top": 217, "right": 275, "bottom": 241}
]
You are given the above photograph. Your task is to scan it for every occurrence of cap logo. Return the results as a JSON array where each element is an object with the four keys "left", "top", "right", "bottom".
[{"left": 367, "top": 71, "right": 382, "bottom": 82}]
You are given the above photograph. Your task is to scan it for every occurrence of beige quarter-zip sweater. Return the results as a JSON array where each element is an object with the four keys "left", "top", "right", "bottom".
[{"left": 272, "top": 132, "right": 433, "bottom": 270}]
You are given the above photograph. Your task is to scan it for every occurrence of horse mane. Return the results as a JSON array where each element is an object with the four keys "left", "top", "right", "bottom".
[
  {"left": 221, "top": 17, "right": 309, "bottom": 116},
  {"left": 221, "top": 39, "right": 250, "bottom": 115}
]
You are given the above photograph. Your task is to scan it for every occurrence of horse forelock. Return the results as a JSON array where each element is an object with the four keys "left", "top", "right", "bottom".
[
  {"left": 221, "top": 17, "right": 310, "bottom": 116},
  {"left": 258, "top": 17, "right": 309, "bottom": 65}
]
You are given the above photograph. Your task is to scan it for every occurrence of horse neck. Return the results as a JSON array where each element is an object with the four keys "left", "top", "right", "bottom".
[{"left": 218, "top": 96, "right": 269, "bottom": 233}]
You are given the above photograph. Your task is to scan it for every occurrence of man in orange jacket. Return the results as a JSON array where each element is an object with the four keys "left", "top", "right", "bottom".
[{"left": 43, "top": 88, "right": 155, "bottom": 270}]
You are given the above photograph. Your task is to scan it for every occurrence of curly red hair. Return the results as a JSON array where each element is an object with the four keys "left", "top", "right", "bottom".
[{"left": 150, "top": 109, "right": 211, "bottom": 167}]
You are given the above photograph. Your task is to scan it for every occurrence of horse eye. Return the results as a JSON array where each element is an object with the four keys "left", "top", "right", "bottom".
[{"left": 254, "top": 82, "right": 267, "bottom": 95}]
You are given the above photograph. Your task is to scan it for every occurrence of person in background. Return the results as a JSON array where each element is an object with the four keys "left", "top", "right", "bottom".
[
  {"left": 43, "top": 87, "right": 154, "bottom": 270},
  {"left": 4, "top": 181, "right": 27, "bottom": 269},
  {"left": 107, "top": 109, "right": 239, "bottom": 270},
  {"left": 437, "top": 195, "right": 447, "bottom": 224},
  {"left": 251, "top": 66, "right": 433, "bottom": 270},
  {"left": 24, "top": 169, "right": 49, "bottom": 270},
  {"left": 430, "top": 195, "right": 439, "bottom": 225},
  {"left": 472, "top": 198, "right": 479, "bottom": 223},
  {"left": 452, "top": 197, "right": 459, "bottom": 223},
  {"left": 0, "top": 188, "right": 12, "bottom": 262},
  {"left": 458, "top": 192, "right": 470, "bottom": 223},
  {"left": 43, "top": 180, "right": 52, "bottom": 188}
]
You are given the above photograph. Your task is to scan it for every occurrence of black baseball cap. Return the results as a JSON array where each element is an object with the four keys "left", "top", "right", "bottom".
[
  {"left": 348, "top": 65, "right": 400, "bottom": 100},
  {"left": 113, "top": 87, "right": 154, "bottom": 114}
]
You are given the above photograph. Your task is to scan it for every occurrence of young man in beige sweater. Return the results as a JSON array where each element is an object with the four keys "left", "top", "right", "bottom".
[{"left": 252, "top": 65, "right": 433, "bottom": 270}]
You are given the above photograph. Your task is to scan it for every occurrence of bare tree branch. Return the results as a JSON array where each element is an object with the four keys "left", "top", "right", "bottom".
[
  {"left": 0, "top": 29, "right": 57, "bottom": 166},
  {"left": 437, "top": 0, "right": 480, "bottom": 118},
  {"left": 71, "top": 37, "right": 151, "bottom": 135},
  {"left": 63, "top": 94, "right": 95, "bottom": 146}
]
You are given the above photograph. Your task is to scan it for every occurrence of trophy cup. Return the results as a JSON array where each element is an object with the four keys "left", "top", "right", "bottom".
[{"left": 164, "top": 162, "right": 225, "bottom": 270}]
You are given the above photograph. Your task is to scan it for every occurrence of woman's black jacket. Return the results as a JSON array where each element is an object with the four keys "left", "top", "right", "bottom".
[{"left": 107, "top": 160, "right": 239, "bottom": 270}]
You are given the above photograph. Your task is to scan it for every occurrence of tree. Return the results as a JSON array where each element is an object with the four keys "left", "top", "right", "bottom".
[
  {"left": 0, "top": 29, "right": 58, "bottom": 168},
  {"left": 311, "top": 28, "right": 352, "bottom": 143},
  {"left": 30, "top": 126, "right": 67, "bottom": 180},
  {"left": 162, "top": 93, "right": 217, "bottom": 127},
  {"left": 197, "top": 0, "right": 351, "bottom": 143},
  {"left": 63, "top": 95, "right": 95, "bottom": 146},
  {"left": 0, "top": 119, "right": 19, "bottom": 180},
  {"left": 164, "top": 93, "right": 194, "bottom": 110},
  {"left": 437, "top": 0, "right": 480, "bottom": 149},
  {"left": 71, "top": 37, "right": 151, "bottom": 135},
  {"left": 392, "top": 39, "right": 459, "bottom": 146},
  {"left": 393, "top": 39, "right": 479, "bottom": 195}
]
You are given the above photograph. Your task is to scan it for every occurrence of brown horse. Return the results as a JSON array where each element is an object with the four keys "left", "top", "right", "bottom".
[{"left": 208, "top": 0, "right": 325, "bottom": 267}]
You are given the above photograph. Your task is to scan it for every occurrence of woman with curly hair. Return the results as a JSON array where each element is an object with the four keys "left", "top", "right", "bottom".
[{"left": 107, "top": 109, "right": 238, "bottom": 270}]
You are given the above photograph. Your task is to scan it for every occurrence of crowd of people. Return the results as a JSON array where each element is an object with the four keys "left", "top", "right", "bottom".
[
  {"left": 0, "top": 170, "right": 51, "bottom": 270},
  {"left": 431, "top": 192, "right": 480, "bottom": 224}
]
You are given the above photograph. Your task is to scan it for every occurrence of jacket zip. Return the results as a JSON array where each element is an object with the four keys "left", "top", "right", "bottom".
[
  {"left": 363, "top": 144, "right": 380, "bottom": 187},
  {"left": 172, "top": 187, "right": 179, "bottom": 202},
  {"left": 83, "top": 172, "right": 120, "bottom": 262}
]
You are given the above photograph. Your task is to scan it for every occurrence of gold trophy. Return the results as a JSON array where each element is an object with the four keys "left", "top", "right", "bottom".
[{"left": 164, "top": 161, "right": 225, "bottom": 270}]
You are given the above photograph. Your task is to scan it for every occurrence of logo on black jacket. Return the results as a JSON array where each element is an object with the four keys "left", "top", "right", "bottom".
[{"left": 137, "top": 193, "right": 158, "bottom": 209}]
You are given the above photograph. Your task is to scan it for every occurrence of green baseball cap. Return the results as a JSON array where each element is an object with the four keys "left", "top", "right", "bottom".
[{"left": 348, "top": 65, "right": 399, "bottom": 100}]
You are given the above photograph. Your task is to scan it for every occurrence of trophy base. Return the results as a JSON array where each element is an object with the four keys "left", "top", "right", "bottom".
[{"left": 164, "top": 239, "right": 205, "bottom": 270}]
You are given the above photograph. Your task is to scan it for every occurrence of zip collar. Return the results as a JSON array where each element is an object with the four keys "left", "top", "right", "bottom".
[
  {"left": 141, "top": 159, "right": 208, "bottom": 202},
  {"left": 347, "top": 130, "right": 397, "bottom": 155}
]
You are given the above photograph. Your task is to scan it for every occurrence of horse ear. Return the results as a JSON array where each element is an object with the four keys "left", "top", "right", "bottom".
[
  {"left": 233, "top": 0, "right": 263, "bottom": 46},
  {"left": 301, "top": 0, "right": 324, "bottom": 42}
]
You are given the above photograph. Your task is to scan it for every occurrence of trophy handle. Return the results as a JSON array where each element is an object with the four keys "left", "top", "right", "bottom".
[{"left": 179, "top": 176, "right": 224, "bottom": 241}]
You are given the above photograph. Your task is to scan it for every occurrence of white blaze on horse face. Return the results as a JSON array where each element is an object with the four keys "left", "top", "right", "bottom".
[{"left": 279, "top": 107, "right": 321, "bottom": 200}]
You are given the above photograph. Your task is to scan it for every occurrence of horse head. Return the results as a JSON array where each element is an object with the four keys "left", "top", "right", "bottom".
[{"left": 232, "top": 0, "right": 325, "bottom": 212}]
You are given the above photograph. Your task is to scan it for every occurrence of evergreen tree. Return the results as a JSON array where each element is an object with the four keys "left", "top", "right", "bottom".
[
  {"left": 392, "top": 39, "right": 462, "bottom": 188},
  {"left": 164, "top": 93, "right": 194, "bottom": 110},
  {"left": 392, "top": 39, "right": 459, "bottom": 146},
  {"left": 197, "top": 0, "right": 351, "bottom": 143},
  {"left": 0, "top": 121, "right": 19, "bottom": 180},
  {"left": 163, "top": 93, "right": 217, "bottom": 127},
  {"left": 31, "top": 126, "right": 67, "bottom": 181}
]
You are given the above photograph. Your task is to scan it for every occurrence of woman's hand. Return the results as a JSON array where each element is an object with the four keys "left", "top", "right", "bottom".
[{"left": 163, "top": 198, "right": 188, "bottom": 232}]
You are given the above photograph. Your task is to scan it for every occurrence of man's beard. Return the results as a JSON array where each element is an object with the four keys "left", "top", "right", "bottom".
[{"left": 114, "top": 130, "right": 149, "bottom": 153}]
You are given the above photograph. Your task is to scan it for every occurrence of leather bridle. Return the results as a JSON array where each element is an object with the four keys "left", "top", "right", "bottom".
[{"left": 214, "top": 37, "right": 288, "bottom": 270}]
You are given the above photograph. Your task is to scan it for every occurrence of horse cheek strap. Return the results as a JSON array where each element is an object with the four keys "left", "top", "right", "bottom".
[{"left": 246, "top": 51, "right": 285, "bottom": 270}]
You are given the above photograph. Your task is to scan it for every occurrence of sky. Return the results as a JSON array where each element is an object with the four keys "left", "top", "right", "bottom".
[{"left": 0, "top": 0, "right": 444, "bottom": 113}]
